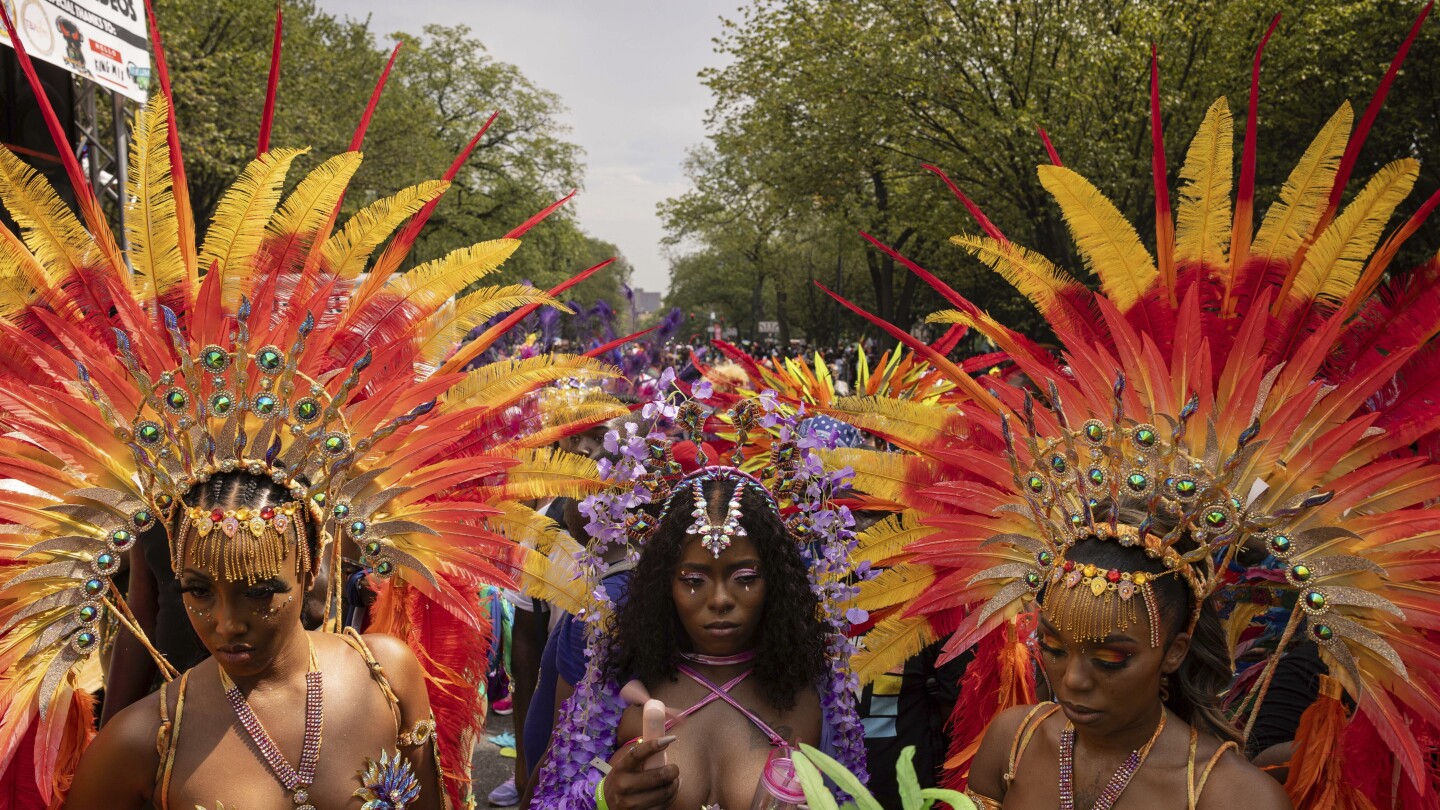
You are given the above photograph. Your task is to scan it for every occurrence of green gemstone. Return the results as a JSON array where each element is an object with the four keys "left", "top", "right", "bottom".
[
  {"left": 1087, "top": 468, "right": 1104, "bottom": 486},
  {"left": 83, "top": 578, "right": 104, "bottom": 596},
  {"left": 165, "top": 390, "right": 187, "bottom": 410},
  {"left": 324, "top": 436, "right": 345, "bottom": 454},
  {"left": 1070, "top": 515, "right": 1084, "bottom": 528},
  {"left": 333, "top": 503, "right": 351, "bottom": 518},
  {"left": 211, "top": 393, "right": 234, "bottom": 415},
  {"left": 1084, "top": 423, "right": 1104, "bottom": 442},
  {"left": 364, "top": 541, "right": 382, "bottom": 556},
  {"left": 111, "top": 529, "right": 132, "bottom": 548},
  {"left": 1269, "top": 535, "right": 1292, "bottom": 554},
  {"left": 132, "top": 510, "right": 153, "bottom": 527},
  {"left": 350, "top": 520, "right": 367, "bottom": 536},
  {"left": 137, "top": 423, "right": 161, "bottom": 444},
  {"left": 1313, "top": 623, "right": 1333, "bottom": 641},
  {"left": 1175, "top": 479, "right": 1197, "bottom": 497},
  {"left": 296, "top": 400, "right": 319, "bottom": 421},
  {"left": 1024, "top": 572, "right": 1042, "bottom": 588},
  {"left": 96, "top": 552, "right": 115, "bottom": 569},
  {"left": 74, "top": 631, "right": 96, "bottom": 649},
  {"left": 376, "top": 560, "right": 395, "bottom": 576},
  {"left": 1305, "top": 591, "right": 1327, "bottom": 610},
  {"left": 1027, "top": 475, "right": 1045, "bottom": 493},
  {"left": 202, "top": 349, "right": 227, "bottom": 371},
  {"left": 1291, "top": 564, "right": 1313, "bottom": 582},
  {"left": 156, "top": 493, "right": 173, "bottom": 508},
  {"left": 78, "top": 605, "right": 99, "bottom": 622},
  {"left": 1135, "top": 428, "right": 1157, "bottom": 447},
  {"left": 1127, "top": 473, "right": 1148, "bottom": 491},
  {"left": 1204, "top": 510, "right": 1228, "bottom": 528},
  {"left": 258, "top": 349, "right": 283, "bottom": 371},
  {"left": 1050, "top": 455, "right": 1066, "bottom": 473},
  {"left": 1037, "top": 550, "right": 1055, "bottom": 567},
  {"left": 254, "top": 394, "right": 277, "bottom": 416},
  {"left": 313, "top": 492, "right": 328, "bottom": 507}
]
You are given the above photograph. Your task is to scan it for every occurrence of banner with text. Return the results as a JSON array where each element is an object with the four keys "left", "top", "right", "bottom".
[{"left": 2, "top": 0, "right": 150, "bottom": 101}]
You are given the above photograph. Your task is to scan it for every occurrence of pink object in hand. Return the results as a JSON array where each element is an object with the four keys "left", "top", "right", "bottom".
[{"left": 643, "top": 699, "right": 668, "bottom": 769}]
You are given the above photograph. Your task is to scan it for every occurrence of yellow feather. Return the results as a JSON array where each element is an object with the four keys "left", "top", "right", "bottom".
[
  {"left": 475, "top": 447, "right": 604, "bottom": 502},
  {"left": 494, "top": 398, "right": 630, "bottom": 452},
  {"left": 0, "top": 224, "right": 57, "bottom": 321},
  {"left": 441, "top": 354, "right": 622, "bottom": 414},
  {"left": 0, "top": 148, "right": 97, "bottom": 277},
  {"left": 1292, "top": 159, "right": 1418, "bottom": 305},
  {"left": 256, "top": 151, "right": 363, "bottom": 298},
  {"left": 855, "top": 512, "right": 938, "bottom": 566},
  {"left": 854, "top": 613, "right": 935, "bottom": 685},
  {"left": 320, "top": 180, "right": 448, "bottom": 280},
  {"left": 382, "top": 238, "right": 520, "bottom": 315},
  {"left": 1251, "top": 104, "right": 1352, "bottom": 267},
  {"left": 1037, "top": 164, "right": 1157, "bottom": 309},
  {"left": 519, "top": 545, "right": 587, "bottom": 615},
  {"left": 1176, "top": 98, "right": 1234, "bottom": 269},
  {"left": 858, "top": 564, "right": 936, "bottom": 611},
  {"left": 950, "top": 233, "right": 1080, "bottom": 316},
  {"left": 414, "top": 285, "right": 565, "bottom": 370},
  {"left": 822, "top": 396, "right": 958, "bottom": 452},
  {"left": 821, "top": 448, "right": 933, "bottom": 506},
  {"left": 124, "top": 96, "right": 185, "bottom": 306},
  {"left": 197, "top": 147, "right": 307, "bottom": 305}
]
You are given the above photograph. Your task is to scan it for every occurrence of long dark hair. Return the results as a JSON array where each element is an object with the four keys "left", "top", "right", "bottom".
[
  {"left": 1058, "top": 527, "right": 1240, "bottom": 745},
  {"left": 602, "top": 475, "right": 829, "bottom": 710}
]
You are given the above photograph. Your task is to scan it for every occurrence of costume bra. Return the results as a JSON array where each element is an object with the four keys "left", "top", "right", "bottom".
[
  {"left": 964, "top": 703, "right": 1236, "bottom": 810},
  {"left": 153, "top": 630, "right": 444, "bottom": 809}
]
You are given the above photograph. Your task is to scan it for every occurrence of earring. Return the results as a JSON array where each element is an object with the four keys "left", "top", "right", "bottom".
[{"left": 1160, "top": 673, "right": 1171, "bottom": 701}]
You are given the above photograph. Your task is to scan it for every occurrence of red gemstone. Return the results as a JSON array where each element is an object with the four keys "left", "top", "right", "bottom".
[
  {"left": 260, "top": 506, "right": 276, "bottom": 520},
  {"left": 1063, "top": 560, "right": 1075, "bottom": 572},
  {"left": 210, "top": 509, "right": 225, "bottom": 522},
  {"left": 1106, "top": 569, "right": 1121, "bottom": 583}
]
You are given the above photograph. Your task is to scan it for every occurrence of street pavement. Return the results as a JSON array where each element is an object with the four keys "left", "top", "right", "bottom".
[{"left": 471, "top": 707, "right": 520, "bottom": 806}]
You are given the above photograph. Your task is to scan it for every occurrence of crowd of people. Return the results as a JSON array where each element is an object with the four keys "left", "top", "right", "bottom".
[{"left": 3, "top": 5, "right": 1440, "bottom": 810}]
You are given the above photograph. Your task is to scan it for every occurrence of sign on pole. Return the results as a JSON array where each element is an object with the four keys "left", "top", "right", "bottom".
[{"left": 2, "top": 0, "right": 151, "bottom": 101}]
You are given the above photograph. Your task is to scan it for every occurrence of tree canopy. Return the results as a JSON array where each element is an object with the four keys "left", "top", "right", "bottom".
[
  {"left": 154, "top": 0, "right": 629, "bottom": 305},
  {"left": 663, "top": 0, "right": 1440, "bottom": 346}
]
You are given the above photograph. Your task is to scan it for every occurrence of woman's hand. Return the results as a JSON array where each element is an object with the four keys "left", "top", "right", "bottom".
[{"left": 602, "top": 736, "right": 679, "bottom": 810}]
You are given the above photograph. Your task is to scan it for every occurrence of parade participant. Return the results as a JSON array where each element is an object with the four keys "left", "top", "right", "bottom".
[
  {"left": 528, "top": 391, "right": 867, "bottom": 808},
  {"left": 825, "top": 10, "right": 1440, "bottom": 807},
  {"left": 0, "top": 7, "right": 622, "bottom": 804}
]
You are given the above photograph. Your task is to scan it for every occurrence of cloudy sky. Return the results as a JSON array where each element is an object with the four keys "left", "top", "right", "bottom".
[{"left": 316, "top": 0, "right": 745, "bottom": 294}]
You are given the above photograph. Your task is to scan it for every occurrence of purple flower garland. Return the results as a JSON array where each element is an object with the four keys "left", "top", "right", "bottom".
[{"left": 529, "top": 378, "right": 868, "bottom": 808}]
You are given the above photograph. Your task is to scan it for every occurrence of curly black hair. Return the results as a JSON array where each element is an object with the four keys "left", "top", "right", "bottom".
[{"left": 602, "top": 475, "right": 829, "bottom": 711}]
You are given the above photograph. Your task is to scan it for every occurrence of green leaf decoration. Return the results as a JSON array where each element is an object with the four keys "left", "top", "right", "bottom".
[{"left": 797, "top": 743, "right": 884, "bottom": 810}]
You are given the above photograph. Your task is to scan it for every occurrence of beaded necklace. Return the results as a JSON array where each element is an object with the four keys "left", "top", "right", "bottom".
[
  {"left": 218, "top": 636, "right": 323, "bottom": 810},
  {"left": 1059, "top": 709, "right": 1166, "bottom": 810}
]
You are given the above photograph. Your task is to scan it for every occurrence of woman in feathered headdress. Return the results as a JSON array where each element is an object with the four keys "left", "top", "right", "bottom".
[{"left": 0, "top": 5, "right": 624, "bottom": 807}]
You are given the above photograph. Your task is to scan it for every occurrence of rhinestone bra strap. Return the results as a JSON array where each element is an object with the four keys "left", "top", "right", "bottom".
[{"left": 1005, "top": 702, "right": 1061, "bottom": 787}]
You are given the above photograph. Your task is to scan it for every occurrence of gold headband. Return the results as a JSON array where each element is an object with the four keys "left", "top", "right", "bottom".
[{"left": 176, "top": 502, "right": 310, "bottom": 584}]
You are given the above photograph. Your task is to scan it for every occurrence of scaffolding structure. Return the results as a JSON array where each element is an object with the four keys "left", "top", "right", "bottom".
[{"left": 72, "top": 77, "right": 130, "bottom": 253}]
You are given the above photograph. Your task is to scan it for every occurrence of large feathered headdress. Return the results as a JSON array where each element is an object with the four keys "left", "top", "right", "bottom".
[
  {"left": 0, "top": 5, "right": 624, "bottom": 805},
  {"left": 825, "top": 9, "right": 1440, "bottom": 804}
]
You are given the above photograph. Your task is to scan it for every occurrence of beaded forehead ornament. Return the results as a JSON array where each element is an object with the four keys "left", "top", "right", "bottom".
[{"left": 996, "top": 377, "right": 1337, "bottom": 648}]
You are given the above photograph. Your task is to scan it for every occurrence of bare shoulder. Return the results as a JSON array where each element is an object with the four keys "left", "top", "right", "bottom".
[
  {"left": 968, "top": 702, "right": 1056, "bottom": 800},
  {"left": 68, "top": 688, "right": 164, "bottom": 808},
  {"left": 1196, "top": 747, "right": 1293, "bottom": 809},
  {"left": 359, "top": 631, "right": 430, "bottom": 706}
]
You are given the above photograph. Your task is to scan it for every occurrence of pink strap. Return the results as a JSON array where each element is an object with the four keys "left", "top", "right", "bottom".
[{"left": 675, "top": 663, "right": 787, "bottom": 747}]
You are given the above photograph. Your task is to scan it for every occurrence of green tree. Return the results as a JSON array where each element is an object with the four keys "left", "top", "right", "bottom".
[
  {"left": 665, "top": 0, "right": 1440, "bottom": 344},
  {"left": 153, "top": 1, "right": 628, "bottom": 302}
]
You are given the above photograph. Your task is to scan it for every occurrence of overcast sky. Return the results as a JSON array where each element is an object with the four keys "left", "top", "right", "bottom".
[{"left": 317, "top": 0, "right": 744, "bottom": 294}]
